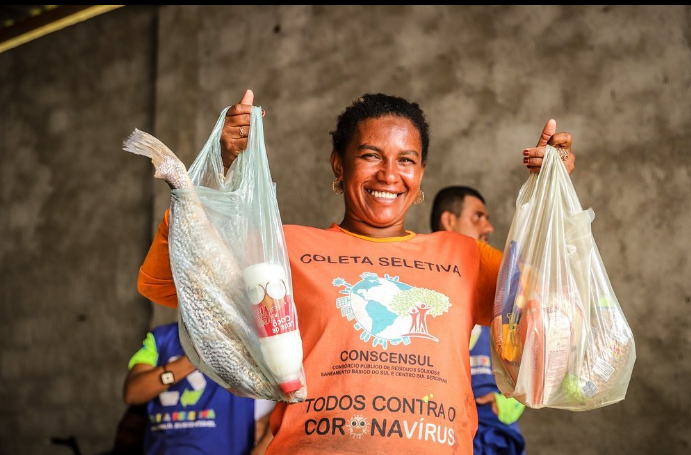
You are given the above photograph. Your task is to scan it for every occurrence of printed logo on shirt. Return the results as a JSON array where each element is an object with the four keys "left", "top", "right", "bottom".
[
  {"left": 333, "top": 272, "right": 452, "bottom": 349},
  {"left": 300, "top": 393, "right": 474, "bottom": 447},
  {"left": 149, "top": 409, "right": 218, "bottom": 431},
  {"left": 158, "top": 367, "right": 207, "bottom": 407},
  {"left": 470, "top": 355, "right": 492, "bottom": 376},
  {"left": 300, "top": 254, "right": 462, "bottom": 277},
  {"left": 347, "top": 414, "right": 369, "bottom": 438}
]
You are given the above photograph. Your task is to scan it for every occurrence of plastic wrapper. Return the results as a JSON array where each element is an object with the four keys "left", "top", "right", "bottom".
[
  {"left": 490, "top": 145, "right": 635, "bottom": 410},
  {"left": 124, "top": 106, "right": 306, "bottom": 403}
]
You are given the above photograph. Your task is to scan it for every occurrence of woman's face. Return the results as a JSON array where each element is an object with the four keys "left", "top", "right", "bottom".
[{"left": 331, "top": 115, "right": 426, "bottom": 237}]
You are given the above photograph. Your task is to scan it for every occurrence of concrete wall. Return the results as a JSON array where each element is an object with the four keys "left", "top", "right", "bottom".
[
  {"left": 0, "top": 6, "right": 158, "bottom": 455},
  {"left": 1, "top": 5, "right": 689, "bottom": 454}
]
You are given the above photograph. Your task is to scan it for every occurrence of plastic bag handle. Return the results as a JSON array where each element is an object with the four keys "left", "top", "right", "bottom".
[{"left": 186, "top": 105, "right": 264, "bottom": 190}]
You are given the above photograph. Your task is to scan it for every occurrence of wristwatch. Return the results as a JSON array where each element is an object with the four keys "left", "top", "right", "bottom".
[{"left": 160, "top": 364, "right": 175, "bottom": 386}]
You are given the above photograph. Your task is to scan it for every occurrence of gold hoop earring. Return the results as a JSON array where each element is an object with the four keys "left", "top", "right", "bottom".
[
  {"left": 332, "top": 179, "right": 343, "bottom": 195},
  {"left": 413, "top": 189, "right": 425, "bottom": 205}
]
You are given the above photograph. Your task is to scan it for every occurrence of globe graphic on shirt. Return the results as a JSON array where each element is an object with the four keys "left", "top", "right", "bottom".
[
  {"left": 350, "top": 276, "right": 412, "bottom": 340},
  {"left": 333, "top": 272, "right": 452, "bottom": 348}
]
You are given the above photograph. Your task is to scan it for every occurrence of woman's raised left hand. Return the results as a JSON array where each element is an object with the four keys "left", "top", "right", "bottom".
[{"left": 523, "top": 119, "right": 575, "bottom": 175}]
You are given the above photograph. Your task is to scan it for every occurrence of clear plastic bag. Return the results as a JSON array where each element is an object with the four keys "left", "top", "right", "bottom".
[
  {"left": 491, "top": 145, "right": 635, "bottom": 410},
  {"left": 125, "top": 106, "right": 306, "bottom": 403}
]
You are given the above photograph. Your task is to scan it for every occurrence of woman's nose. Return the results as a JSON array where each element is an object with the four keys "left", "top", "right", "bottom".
[{"left": 376, "top": 159, "right": 397, "bottom": 183}]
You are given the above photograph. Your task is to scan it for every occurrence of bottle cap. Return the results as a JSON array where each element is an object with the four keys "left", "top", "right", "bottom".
[{"left": 279, "top": 378, "right": 303, "bottom": 394}]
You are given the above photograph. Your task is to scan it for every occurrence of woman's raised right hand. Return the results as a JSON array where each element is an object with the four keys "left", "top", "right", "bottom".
[{"left": 221, "top": 89, "right": 254, "bottom": 171}]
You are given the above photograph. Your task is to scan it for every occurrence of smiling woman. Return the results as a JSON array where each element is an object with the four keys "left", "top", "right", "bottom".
[
  {"left": 328, "top": 94, "right": 430, "bottom": 238},
  {"left": 332, "top": 115, "right": 426, "bottom": 238},
  {"left": 136, "top": 89, "right": 576, "bottom": 455}
]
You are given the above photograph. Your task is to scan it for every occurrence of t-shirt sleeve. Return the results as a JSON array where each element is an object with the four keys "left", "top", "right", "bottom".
[
  {"left": 128, "top": 332, "right": 159, "bottom": 369},
  {"left": 475, "top": 240, "right": 503, "bottom": 326},
  {"left": 137, "top": 209, "right": 178, "bottom": 308}
]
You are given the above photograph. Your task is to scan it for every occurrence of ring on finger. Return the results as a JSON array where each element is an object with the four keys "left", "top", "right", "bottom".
[
  {"left": 557, "top": 147, "right": 569, "bottom": 161},
  {"left": 239, "top": 126, "right": 245, "bottom": 138}
]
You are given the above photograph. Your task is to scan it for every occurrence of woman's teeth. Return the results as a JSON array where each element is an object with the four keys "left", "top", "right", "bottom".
[{"left": 368, "top": 189, "right": 398, "bottom": 199}]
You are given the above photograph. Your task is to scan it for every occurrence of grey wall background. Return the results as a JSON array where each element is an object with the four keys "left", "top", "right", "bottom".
[{"left": 1, "top": 5, "right": 689, "bottom": 455}]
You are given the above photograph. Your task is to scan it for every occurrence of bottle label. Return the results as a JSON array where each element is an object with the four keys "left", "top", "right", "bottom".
[{"left": 248, "top": 279, "right": 297, "bottom": 337}]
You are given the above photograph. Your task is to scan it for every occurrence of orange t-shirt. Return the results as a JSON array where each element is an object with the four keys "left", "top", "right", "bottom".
[{"left": 137, "top": 212, "right": 502, "bottom": 454}]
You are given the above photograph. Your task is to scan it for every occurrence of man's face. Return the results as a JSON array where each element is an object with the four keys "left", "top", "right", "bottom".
[{"left": 446, "top": 196, "right": 494, "bottom": 242}]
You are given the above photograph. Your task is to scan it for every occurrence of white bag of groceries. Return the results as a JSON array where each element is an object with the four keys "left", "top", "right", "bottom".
[{"left": 491, "top": 145, "right": 636, "bottom": 410}]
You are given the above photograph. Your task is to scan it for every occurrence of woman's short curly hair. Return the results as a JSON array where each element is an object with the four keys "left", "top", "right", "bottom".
[{"left": 329, "top": 93, "right": 430, "bottom": 163}]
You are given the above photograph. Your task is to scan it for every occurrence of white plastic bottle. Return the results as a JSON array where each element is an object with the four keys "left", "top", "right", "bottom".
[{"left": 243, "top": 262, "right": 304, "bottom": 394}]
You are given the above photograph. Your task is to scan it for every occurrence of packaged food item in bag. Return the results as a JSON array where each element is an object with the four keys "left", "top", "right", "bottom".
[
  {"left": 123, "top": 106, "right": 306, "bottom": 402},
  {"left": 491, "top": 145, "right": 635, "bottom": 410}
]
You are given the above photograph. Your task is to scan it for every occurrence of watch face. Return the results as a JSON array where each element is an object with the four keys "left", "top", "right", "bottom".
[{"left": 160, "top": 371, "right": 175, "bottom": 385}]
